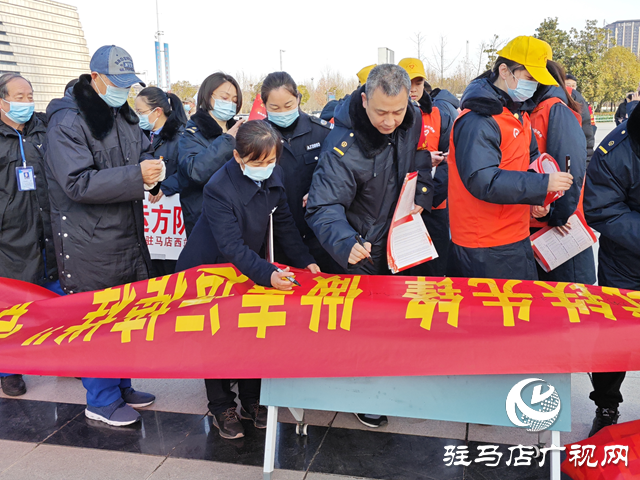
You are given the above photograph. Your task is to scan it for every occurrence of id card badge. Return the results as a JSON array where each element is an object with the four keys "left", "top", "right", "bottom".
[{"left": 16, "top": 166, "right": 36, "bottom": 191}]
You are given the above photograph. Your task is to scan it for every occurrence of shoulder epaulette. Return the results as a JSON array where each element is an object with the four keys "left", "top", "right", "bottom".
[
  {"left": 597, "top": 127, "right": 628, "bottom": 156},
  {"left": 310, "top": 116, "right": 334, "bottom": 130},
  {"left": 331, "top": 130, "right": 356, "bottom": 157}
]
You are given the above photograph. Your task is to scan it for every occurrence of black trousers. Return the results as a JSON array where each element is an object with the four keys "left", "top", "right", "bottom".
[
  {"left": 589, "top": 372, "right": 626, "bottom": 409},
  {"left": 205, "top": 379, "right": 261, "bottom": 415}
]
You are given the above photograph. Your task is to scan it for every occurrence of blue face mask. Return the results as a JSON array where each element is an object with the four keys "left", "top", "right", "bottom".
[
  {"left": 211, "top": 98, "right": 236, "bottom": 121},
  {"left": 1, "top": 99, "right": 34, "bottom": 124},
  {"left": 268, "top": 108, "right": 299, "bottom": 128},
  {"left": 137, "top": 110, "right": 157, "bottom": 131},
  {"left": 507, "top": 70, "right": 538, "bottom": 103},
  {"left": 95, "top": 75, "right": 130, "bottom": 108},
  {"left": 242, "top": 162, "right": 276, "bottom": 182},
  {"left": 183, "top": 104, "right": 191, "bottom": 113}
]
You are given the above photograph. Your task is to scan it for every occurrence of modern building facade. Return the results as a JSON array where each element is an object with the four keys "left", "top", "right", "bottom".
[
  {"left": 606, "top": 20, "right": 640, "bottom": 57},
  {"left": 0, "top": 0, "right": 90, "bottom": 111}
]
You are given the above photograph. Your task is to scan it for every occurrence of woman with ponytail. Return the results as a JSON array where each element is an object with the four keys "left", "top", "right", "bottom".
[
  {"left": 135, "top": 87, "right": 188, "bottom": 275},
  {"left": 528, "top": 59, "right": 595, "bottom": 284}
]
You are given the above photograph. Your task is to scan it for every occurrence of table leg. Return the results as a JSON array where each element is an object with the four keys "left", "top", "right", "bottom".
[
  {"left": 263, "top": 406, "right": 278, "bottom": 480},
  {"left": 550, "top": 430, "right": 561, "bottom": 480}
]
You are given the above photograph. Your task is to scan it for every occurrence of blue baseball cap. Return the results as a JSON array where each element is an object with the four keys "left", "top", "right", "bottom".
[{"left": 90, "top": 45, "right": 145, "bottom": 88}]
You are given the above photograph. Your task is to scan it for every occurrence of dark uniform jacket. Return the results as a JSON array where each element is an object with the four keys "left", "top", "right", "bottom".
[
  {"left": 177, "top": 109, "right": 236, "bottom": 236},
  {"left": 148, "top": 115, "right": 186, "bottom": 196},
  {"left": 45, "top": 74, "right": 153, "bottom": 294},
  {"left": 584, "top": 106, "right": 640, "bottom": 290},
  {"left": 176, "top": 159, "right": 315, "bottom": 287},
  {"left": 0, "top": 114, "right": 57, "bottom": 284},
  {"left": 306, "top": 85, "right": 433, "bottom": 274}
]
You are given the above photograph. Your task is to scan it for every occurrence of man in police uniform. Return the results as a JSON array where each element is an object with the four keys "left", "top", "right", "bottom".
[{"left": 584, "top": 98, "right": 640, "bottom": 436}]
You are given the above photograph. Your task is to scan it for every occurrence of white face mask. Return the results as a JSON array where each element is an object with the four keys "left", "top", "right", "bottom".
[{"left": 242, "top": 162, "right": 276, "bottom": 182}]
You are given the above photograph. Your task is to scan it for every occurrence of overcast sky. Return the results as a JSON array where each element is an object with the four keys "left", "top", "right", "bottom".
[{"left": 72, "top": 0, "right": 636, "bottom": 87}]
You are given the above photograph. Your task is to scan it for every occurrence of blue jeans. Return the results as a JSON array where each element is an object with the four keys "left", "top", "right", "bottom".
[{"left": 82, "top": 378, "right": 132, "bottom": 407}]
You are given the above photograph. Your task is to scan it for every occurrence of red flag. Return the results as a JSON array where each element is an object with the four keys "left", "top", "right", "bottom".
[
  {"left": 562, "top": 420, "right": 640, "bottom": 479},
  {"left": 248, "top": 93, "right": 267, "bottom": 121}
]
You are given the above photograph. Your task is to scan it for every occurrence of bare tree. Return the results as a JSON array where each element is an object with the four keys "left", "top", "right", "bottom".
[
  {"left": 412, "top": 32, "right": 428, "bottom": 62},
  {"left": 426, "top": 35, "right": 460, "bottom": 84}
]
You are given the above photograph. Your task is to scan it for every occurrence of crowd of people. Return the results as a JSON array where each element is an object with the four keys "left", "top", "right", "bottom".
[{"left": 1, "top": 37, "right": 639, "bottom": 441}]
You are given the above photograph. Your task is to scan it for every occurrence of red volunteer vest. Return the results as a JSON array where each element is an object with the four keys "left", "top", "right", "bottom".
[
  {"left": 449, "top": 107, "right": 533, "bottom": 248},
  {"left": 530, "top": 97, "right": 584, "bottom": 228},
  {"left": 418, "top": 107, "right": 447, "bottom": 209}
]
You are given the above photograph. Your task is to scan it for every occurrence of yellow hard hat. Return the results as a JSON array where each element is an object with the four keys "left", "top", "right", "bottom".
[
  {"left": 497, "top": 36, "right": 558, "bottom": 86},
  {"left": 356, "top": 64, "right": 377, "bottom": 85},
  {"left": 398, "top": 58, "right": 428, "bottom": 80}
]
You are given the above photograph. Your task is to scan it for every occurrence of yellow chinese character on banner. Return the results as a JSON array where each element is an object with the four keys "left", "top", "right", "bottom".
[
  {"left": 301, "top": 275, "right": 363, "bottom": 332},
  {"left": 111, "top": 272, "right": 187, "bottom": 343},
  {"left": 176, "top": 267, "right": 249, "bottom": 336},
  {"left": 238, "top": 295, "right": 287, "bottom": 338},
  {"left": 0, "top": 302, "right": 31, "bottom": 339},
  {"left": 601, "top": 287, "right": 640, "bottom": 317},
  {"left": 535, "top": 282, "right": 616, "bottom": 323},
  {"left": 470, "top": 279, "right": 532, "bottom": 327},
  {"left": 404, "top": 277, "right": 463, "bottom": 330},
  {"left": 55, "top": 285, "right": 136, "bottom": 344}
]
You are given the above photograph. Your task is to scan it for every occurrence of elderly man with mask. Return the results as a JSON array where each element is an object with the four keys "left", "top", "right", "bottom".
[
  {"left": 0, "top": 73, "right": 59, "bottom": 396},
  {"left": 45, "top": 45, "right": 163, "bottom": 427},
  {"left": 305, "top": 64, "right": 433, "bottom": 428}
]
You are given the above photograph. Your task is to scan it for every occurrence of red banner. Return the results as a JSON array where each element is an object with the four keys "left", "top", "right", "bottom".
[{"left": 1, "top": 265, "right": 640, "bottom": 379}]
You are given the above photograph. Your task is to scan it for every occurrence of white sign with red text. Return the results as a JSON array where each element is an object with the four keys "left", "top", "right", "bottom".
[{"left": 143, "top": 193, "right": 186, "bottom": 260}]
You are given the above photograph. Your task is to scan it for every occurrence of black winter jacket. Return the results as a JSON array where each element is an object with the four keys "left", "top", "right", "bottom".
[
  {"left": 177, "top": 109, "right": 236, "bottom": 235},
  {"left": 584, "top": 107, "right": 640, "bottom": 290},
  {"left": 306, "top": 86, "right": 433, "bottom": 273},
  {"left": 0, "top": 115, "right": 57, "bottom": 284},
  {"left": 45, "top": 74, "right": 153, "bottom": 293}
]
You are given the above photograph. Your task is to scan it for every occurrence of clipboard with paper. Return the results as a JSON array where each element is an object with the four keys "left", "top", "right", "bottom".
[
  {"left": 387, "top": 171, "right": 438, "bottom": 274},
  {"left": 530, "top": 211, "right": 597, "bottom": 273}
]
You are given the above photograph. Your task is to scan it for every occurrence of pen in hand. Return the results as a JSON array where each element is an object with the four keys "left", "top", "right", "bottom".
[
  {"left": 355, "top": 234, "right": 374, "bottom": 265},
  {"left": 566, "top": 155, "right": 571, "bottom": 174},
  {"left": 276, "top": 267, "right": 301, "bottom": 287}
]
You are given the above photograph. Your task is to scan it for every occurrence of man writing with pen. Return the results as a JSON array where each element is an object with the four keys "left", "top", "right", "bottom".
[
  {"left": 306, "top": 64, "right": 433, "bottom": 276},
  {"left": 305, "top": 64, "right": 433, "bottom": 428}
]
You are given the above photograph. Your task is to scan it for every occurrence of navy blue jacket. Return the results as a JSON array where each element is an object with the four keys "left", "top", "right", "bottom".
[
  {"left": 268, "top": 112, "right": 333, "bottom": 239},
  {"left": 176, "top": 159, "right": 315, "bottom": 287},
  {"left": 177, "top": 109, "right": 236, "bottom": 236},
  {"left": 430, "top": 88, "right": 460, "bottom": 152},
  {"left": 531, "top": 85, "right": 595, "bottom": 284},
  {"left": 147, "top": 115, "right": 186, "bottom": 197},
  {"left": 532, "top": 85, "right": 587, "bottom": 226},
  {"left": 584, "top": 109, "right": 640, "bottom": 290},
  {"left": 306, "top": 86, "right": 433, "bottom": 274}
]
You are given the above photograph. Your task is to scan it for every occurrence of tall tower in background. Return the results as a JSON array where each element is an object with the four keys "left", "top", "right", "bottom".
[
  {"left": 0, "top": 0, "right": 90, "bottom": 111},
  {"left": 154, "top": 0, "right": 170, "bottom": 91}
]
